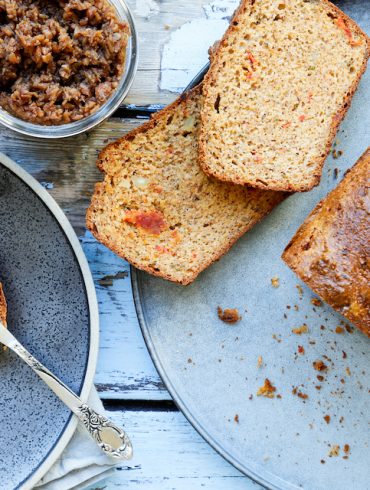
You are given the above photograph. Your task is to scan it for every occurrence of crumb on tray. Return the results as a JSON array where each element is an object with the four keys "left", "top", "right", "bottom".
[
  {"left": 292, "top": 324, "right": 309, "bottom": 335},
  {"left": 313, "top": 360, "right": 328, "bottom": 372},
  {"left": 217, "top": 307, "right": 241, "bottom": 323},
  {"left": 257, "top": 378, "right": 276, "bottom": 398},
  {"left": 271, "top": 276, "right": 280, "bottom": 288},
  {"left": 328, "top": 445, "right": 340, "bottom": 457},
  {"left": 311, "top": 298, "right": 322, "bottom": 307}
]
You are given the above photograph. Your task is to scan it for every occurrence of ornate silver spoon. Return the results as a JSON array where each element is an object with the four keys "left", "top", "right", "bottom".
[{"left": 0, "top": 321, "right": 133, "bottom": 460}]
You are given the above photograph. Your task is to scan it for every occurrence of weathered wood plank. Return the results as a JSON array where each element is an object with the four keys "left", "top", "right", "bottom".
[
  {"left": 124, "top": 0, "right": 208, "bottom": 105},
  {"left": 81, "top": 233, "right": 170, "bottom": 400},
  {"left": 86, "top": 407, "right": 262, "bottom": 490}
]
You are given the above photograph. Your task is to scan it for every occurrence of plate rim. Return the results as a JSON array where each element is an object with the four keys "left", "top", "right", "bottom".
[
  {"left": 131, "top": 267, "right": 300, "bottom": 490},
  {"left": 0, "top": 153, "right": 99, "bottom": 490}
]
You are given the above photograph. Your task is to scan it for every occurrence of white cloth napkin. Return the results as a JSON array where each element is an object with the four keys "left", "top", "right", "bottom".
[{"left": 36, "top": 388, "right": 117, "bottom": 490}]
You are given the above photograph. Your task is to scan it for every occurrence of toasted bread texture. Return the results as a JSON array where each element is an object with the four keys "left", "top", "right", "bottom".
[
  {"left": 283, "top": 148, "right": 370, "bottom": 336},
  {"left": 199, "top": 0, "right": 370, "bottom": 192},
  {"left": 87, "top": 86, "right": 285, "bottom": 285},
  {"left": 0, "top": 283, "right": 7, "bottom": 326}
]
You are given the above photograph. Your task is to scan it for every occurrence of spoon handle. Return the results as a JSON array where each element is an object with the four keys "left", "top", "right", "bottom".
[{"left": 0, "top": 324, "right": 132, "bottom": 460}]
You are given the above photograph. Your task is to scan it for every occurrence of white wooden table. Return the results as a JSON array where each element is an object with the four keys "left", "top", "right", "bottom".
[{"left": 0, "top": 1, "right": 262, "bottom": 488}]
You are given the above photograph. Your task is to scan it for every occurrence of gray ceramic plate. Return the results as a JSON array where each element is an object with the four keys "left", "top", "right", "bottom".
[
  {"left": 0, "top": 153, "right": 99, "bottom": 490},
  {"left": 132, "top": 2, "right": 370, "bottom": 489}
]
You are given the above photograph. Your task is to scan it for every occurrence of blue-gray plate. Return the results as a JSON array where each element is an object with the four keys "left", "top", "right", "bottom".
[
  {"left": 0, "top": 153, "right": 99, "bottom": 490},
  {"left": 133, "top": 2, "right": 370, "bottom": 489}
]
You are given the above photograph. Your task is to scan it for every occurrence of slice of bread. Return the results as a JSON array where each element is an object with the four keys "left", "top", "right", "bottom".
[
  {"left": 0, "top": 283, "right": 7, "bottom": 326},
  {"left": 199, "top": 0, "right": 370, "bottom": 192},
  {"left": 87, "top": 85, "right": 285, "bottom": 285},
  {"left": 282, "top": 148, "right": 370, "bottom": 336}
]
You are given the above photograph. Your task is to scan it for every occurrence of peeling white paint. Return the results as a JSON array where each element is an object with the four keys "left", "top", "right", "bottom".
[
  {"left": 134, "top": 0, "right": 159, "bottom": 19},
  {"left": 40, "top": 181, "right": 54, "bottom": 190},
  {"left": 160, "top": 0, "right": 239, "bottom": 93}
]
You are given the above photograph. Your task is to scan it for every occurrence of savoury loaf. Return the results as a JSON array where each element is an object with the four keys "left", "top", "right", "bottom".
[
  {"left": 0, "top": 283, "right": 7, "bottom": 326},
  {"left": 87, "top": 85, "right": 285, "bottom": 285},
  {"left": 282, "top": 148, "right": 370, "bottom": 336},
  {"left": 199, "top": 0, "right": 370, "bottom": 192}
]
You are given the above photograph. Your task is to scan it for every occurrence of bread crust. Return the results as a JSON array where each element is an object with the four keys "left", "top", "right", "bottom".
[
  {"left": 87, "top": 85, "right": 286, "bottom": 285},
  {"left": 0, "top": 283, "right": 7, "bottom": 326},
  {"left": 198, "top": 0, "right": 370, "bottom": 192},
  {"left": 282, "top": 147, "right": 370, "bottom": 336}
]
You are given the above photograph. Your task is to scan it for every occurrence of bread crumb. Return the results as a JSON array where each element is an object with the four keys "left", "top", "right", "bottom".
[
  {"left": 296, "top": 284, "right": 303, "bottom": 297},
  {"left": 343, "top": 444, "right": 350, "bottom": 455},
  {"left": 257, "top": 378, "right": 276, "bottom": 398},
  {"left": 298, "top": 392, "right": 308, "bottom": 400},
  {"left": 335, "top": 326, "right": 345, "bottom": 334},
  {"left": 311, "top": 298, "right": 322, "bottom": 307},
  {"left": 345, "top": 367, "right": 351, "bottom": 376},
  {"left": 328, "top": 445, "right": 340, "bottom": 457},
  {"left": 292, "top": 324, "right": 308, "bottom": 334},
  {"left": 217, "top": 307, "right": 241, "bottom": 323},
  {"left": 324, "top": 415, "right": 331, "bottom": 424},
  {"left": 297, "top": 345, "right": 305, "bottom": 354},
  {"left": 292, "top": 386, "right": 308, "bottom": 399},
  {"left": 313, "top": 360, "right": 328, "bottom": 371},
  {"left": 332, "top": 149, "right": 343, "bottom": 159},
  {"left": 257, "top": 355, "right": 263, "bottom": 368},
  {"left": 272, "top": 334, "right": 282, "bottom": 343},
  {"left": 271, "top": 276, "right": 280, "bottom": 288}
]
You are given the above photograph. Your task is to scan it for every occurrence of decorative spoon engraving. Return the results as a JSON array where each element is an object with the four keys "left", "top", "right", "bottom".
[{"left": 0, "top": 321, "right": 133, "bottom": 460}]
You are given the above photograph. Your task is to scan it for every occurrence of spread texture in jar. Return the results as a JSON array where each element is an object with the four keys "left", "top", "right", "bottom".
[{"left": 0, "top": 0, "right": 129, "bottom": 125}]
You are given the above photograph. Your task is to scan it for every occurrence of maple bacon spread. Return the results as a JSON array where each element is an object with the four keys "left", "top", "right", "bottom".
[{"left": 0, "top": 0, "right": 129, "bottom": 125}]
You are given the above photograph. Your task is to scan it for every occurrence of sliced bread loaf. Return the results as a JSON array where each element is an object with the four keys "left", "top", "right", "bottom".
[
  {"left": 199, "top": 0, "right": 370, "bottom": 192},
  {"left": 87, "top": 86, "right": 285, "bottom": 285},
  {"left": 282, "top": 148, "right": 370, "bottom": 336},
  {"left": 0, "top": 283, "right": 7, "bottom": 326}
]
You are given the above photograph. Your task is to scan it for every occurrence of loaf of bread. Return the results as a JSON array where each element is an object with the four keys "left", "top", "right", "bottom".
[
  {"left": 283, "top": 148, "right": 370, "bottom": 336},
  {"left": 0, "top": 283, "right": 7, "bottom": 326},
  {"left": 87, "top": 86, "right": 285, "bottom": 285},
  {"left": 199, "top": 0, "right": 370, "bottom": 192}
]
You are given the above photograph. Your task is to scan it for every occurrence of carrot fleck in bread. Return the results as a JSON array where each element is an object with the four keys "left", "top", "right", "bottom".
[
  {"left": 283, "top": 148, "right": 370, "bottom": 336},
  {"left": 0, "top": 283, "right": 7, "bottom": 326},
  {"left": 86, "top": 85, "right": 285, "bottom": 285},
  {"left": 199, "top": 0, "right": 370, "bottom": 192}
]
